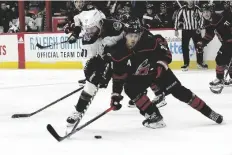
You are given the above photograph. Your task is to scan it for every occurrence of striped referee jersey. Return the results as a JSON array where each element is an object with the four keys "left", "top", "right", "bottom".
[{"left": 175, "top": 5, "right": 204, "bottom": 30}]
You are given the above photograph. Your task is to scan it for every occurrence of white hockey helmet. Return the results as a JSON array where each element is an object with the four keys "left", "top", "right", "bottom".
[{"left": 82, "top": 9, "right": 106, "bottom": 30}]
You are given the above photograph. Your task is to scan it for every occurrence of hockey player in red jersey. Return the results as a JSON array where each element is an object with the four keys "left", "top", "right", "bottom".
[
  {"left": 107, "top": 17, "right": 223, "bottom": 128},
  {"left": 197, "top": 2, "right": 232, "bottom": 90}
]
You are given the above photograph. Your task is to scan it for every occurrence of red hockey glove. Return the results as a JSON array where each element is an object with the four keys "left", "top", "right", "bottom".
[
  {"left": 111, "top": 93, "right": 123, "bottom": 111},
  {"left": 156, "top": 61, "right": 168, "bottom": 79}
]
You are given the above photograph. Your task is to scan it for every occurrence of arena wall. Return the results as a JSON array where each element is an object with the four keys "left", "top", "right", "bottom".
[{"left": 0, "top": 29, "right": 221, "bottom": 69}]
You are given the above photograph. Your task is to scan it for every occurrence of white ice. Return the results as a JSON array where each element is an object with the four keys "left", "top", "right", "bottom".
[{"left": 0, "top": 69, "right": 231, "bottom": 155}]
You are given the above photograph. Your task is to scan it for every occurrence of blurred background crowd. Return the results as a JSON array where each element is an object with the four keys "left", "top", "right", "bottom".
[{"left": 0, "top": 1, "right": 228, "bottom": 33}]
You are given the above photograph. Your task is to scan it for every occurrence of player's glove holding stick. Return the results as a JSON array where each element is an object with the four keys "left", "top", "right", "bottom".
[{"left": 110, "top": 93, "right": 123, "bottom": 111}]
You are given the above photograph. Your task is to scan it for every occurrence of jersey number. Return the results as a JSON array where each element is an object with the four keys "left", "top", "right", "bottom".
[{"left": 81, "top": 49, "right": 88, "bottom": 57}]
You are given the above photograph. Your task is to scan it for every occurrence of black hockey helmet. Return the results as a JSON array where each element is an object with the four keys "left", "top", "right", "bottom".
[
  {"left": 201, "top": 3, "right": 215, "bottom": 12},
  {"left": 146, "top": 3, "right": 154, "bottom": 9},
  {"left": 160, "top": 2, "right": 167, "bottom": 9},
  {"left": 123, "top": 17, "right": 143, "bottom": 33}
]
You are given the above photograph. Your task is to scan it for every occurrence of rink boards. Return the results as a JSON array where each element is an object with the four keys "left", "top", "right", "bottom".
[{"left": 0, "top": 30, "right": 221, "bottom": 69}]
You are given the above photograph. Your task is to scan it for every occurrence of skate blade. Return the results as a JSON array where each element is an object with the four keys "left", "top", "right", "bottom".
[
  {"left": 128, "top": 104, "right": 136, "bottom": 108},
  {"left": 182, "top": 68, "right": 188, "bottom": 71},
  {"left": 156, "top": 101, "right": 167, "bottom": 108},
  {"left": 197, "top": 65, "right": 208, "bottom": 70},
  {"left": 143, "top": 120, "right": 166, "bottom": 129}
]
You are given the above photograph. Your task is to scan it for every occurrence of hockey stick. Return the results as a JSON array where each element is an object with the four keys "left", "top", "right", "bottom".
[
  {"left": 69, "top": 64, "right": 110, "bottom": 133},
  {"left": 210, "top": 58, "right": 232, "bottom": 94},
  {"left": 11, "top": 86, "right": 84, "bottom": 118},
  {"left": 36, "top": 35, "right": 82, "bottom": 49},
  {"left": 47, "top": 106, "right": 114, "bottom": 142}
]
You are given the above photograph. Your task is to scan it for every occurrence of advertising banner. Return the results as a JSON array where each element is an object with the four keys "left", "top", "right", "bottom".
[
  {"left": 24, "top": 33, "right": 87, "bottom": 62},
  {"left": 0, "top": 35, "right": 18, "bottom": 62},
  {"left": 151, "top": 30, "right": 220, "bottom": 61}
]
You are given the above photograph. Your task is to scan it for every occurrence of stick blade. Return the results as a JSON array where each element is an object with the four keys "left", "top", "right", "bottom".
[
  {"left": 11, "top": 113, "right": 31, "bottom": 118},
  {"left": 47, "top": 124, "right": 62, "bottom": 142}
]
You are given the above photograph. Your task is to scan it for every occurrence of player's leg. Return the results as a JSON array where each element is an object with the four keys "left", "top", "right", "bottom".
[
  {"left": 124, "top": 78, "right": 166, "bottom": 129},
  {"left": 128, "top": 84, "right": 167, "bottom": 108},
  {"left": 172, "top": 86, "right": 223, "bottom": 124},
  {"left": 66, "top": 56, "right": 112, "bottom": 129},
  {"left": 150, "top": 83, "right": 167, "bottom": 108},
  {"left": 210, "top": 44, "right": 230, "bottom": 86},
  {"left": 159, "top": 68, "right": 223, "bottom": 124},
  {"left": 222, "top": 43, "right": 232, "bottom": 85},
  {"left": 192, "top": 31, "right": 208, "bottom": 69},
  {"left": 225, "top": 65, "right": 232, "bottom": 85}
]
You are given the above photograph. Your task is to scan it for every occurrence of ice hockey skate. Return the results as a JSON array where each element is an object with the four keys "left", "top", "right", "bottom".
[
  {"left": 142, "top": 113, "right": 166, "bottom": 129},
  {"left": 208, "top": 110, "right": 223, "bottom": 124},
  {"left": 181, "top": 64, "right": 189, "bottom": 71},
  {"left": 152, "top": 93, "right": 167, "bottom": 108},
  {"left": 128, "top": 100, "right": 136, "bottom": 108},
  {"left": 224, "top": 78, "right": 232, "bottom": 86},
  {"left": 66, "top": 111, "right": 83, "bottom": 135},
  {"left": 209, "top": 78, "right": 224, "bottom": 87}
]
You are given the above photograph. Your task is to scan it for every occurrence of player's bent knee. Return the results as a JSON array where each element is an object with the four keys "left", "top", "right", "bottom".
[
  {"left": 216, "top": 53, "right": 227, "bottom": 66},
  {"left": 83, "top": 81, "right": 98, "bottom": 97}
]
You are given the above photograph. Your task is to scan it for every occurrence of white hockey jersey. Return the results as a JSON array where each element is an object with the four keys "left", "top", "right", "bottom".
[{"left": 73, "top": 9, "right": 123, "bottom": 62}]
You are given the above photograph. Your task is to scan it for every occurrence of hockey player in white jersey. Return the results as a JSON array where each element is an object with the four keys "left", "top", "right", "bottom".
[{"left": 65, "top": 3, "right": 124, "bottom": 133}]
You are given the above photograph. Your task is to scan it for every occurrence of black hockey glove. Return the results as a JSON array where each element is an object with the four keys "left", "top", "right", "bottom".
[
  {"left": 68, "top": 36, "right": 77, "bottom": 44},
  {"left": 111, "top": 93, "right": 123, "bottom": 111},
  {"left": 68, "top": 26, "right": 81, "bottom": 44}
]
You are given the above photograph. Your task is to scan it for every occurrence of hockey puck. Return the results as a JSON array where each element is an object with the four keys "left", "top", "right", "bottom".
[{"left": 94, "top": 135, "right": 102, "bottom": 139}]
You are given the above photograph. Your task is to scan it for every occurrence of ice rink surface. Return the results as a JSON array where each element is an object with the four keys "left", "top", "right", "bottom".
[{"left": 0, "top": 69, "right": 231, "bottom": 155}]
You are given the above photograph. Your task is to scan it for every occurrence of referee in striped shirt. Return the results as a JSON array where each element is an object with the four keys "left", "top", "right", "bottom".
[{"left": 175, "top": 1, "right": 208, "bottom": 71}]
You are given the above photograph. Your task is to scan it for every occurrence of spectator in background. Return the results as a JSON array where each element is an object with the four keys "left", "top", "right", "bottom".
[
  {"left": 0, "top": 2, "right": 12, "bottom": 33},
  {"left": 222, "top": 0, "right": 231, "bottom": 15},
  {"left": 131, "top": 1, "right": 146, "bottom": 19},
  {"left": 142, "top": 3, "right": 159, "bottom": 28},
  {"left": 25, "top": 11, "right": 38, "bottom": 32},
  {"left": 8, "top": 5, "right": 19, "bottom": 33},
  {"left": 106, "top": 1, "right": 117, "bottom": 17},
  {"left": 171, "top": 1, "right": 181, "bottom": 26},
  {"left": 123, "top": 1, "right": 132, "bottom": 14},
  {"left": 157, "top": 2, "right": 173, "bottom": 28},
  {"left": 11, "top": 5, "right": 18, "bottom": 20}
]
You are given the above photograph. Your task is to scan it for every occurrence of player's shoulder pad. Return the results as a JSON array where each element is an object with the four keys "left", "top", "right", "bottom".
[
  {"left": 151, "top": 34, "right": 166, "bottom": 45},
  {"left": 212, "top": 13, "right": 223, "bottom": 25},
  {"left": 138, "top": 33, "right": 167, "bottom": 52},
  {"left": 151, "top": 34, "right": 169, "bottom": 50}
]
